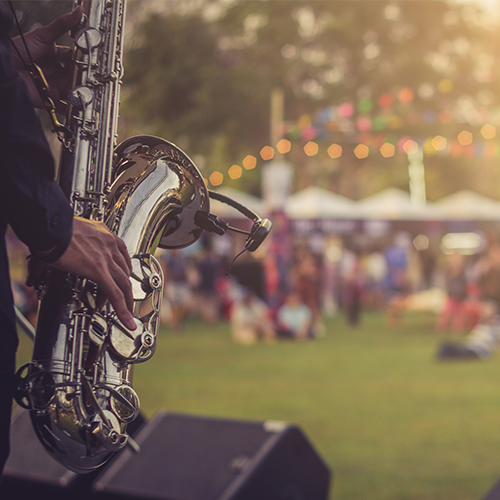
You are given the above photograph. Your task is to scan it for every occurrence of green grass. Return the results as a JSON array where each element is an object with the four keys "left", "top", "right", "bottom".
[{"left": 15, "top": 311, "right": 500, "bottom": 500}]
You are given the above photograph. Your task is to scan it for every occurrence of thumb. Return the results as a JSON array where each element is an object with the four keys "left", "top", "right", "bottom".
[{"left": 37, "top": 6, "right": 84, "bottom": 44}]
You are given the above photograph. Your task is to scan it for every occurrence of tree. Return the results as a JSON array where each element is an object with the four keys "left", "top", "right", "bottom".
[
  {"left": 120, "top": 8, "right": 270, "bottom": 192},
  {"left": 121, "top": 0, "right": 500, "bottom": 199},
  {"left": 220, "top": 1, "right": 500, "bottom": 198},
  {"left": 10, "top": 0, "right": 500, "bottom": 199}
]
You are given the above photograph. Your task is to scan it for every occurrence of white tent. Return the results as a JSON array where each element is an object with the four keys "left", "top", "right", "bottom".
[
  {"left": 210, "top": 186, "right": 500, "bottom": 223},
  {"left": 357, "top": 187, "right": 438, "bottom": 220},
  {"left": 209, "top": 186, "right": 264, "bottom": 219},
  {"left": 284, "top": 186, "right": 357, "bottom": 219},
  {"left": 433, "top": 190, "right": 500, "bottom": 221}
]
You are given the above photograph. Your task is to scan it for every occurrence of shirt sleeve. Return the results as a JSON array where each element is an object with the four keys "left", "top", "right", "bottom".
[{"left": 0, "top": 6, "right": 73, "bottom": 257}]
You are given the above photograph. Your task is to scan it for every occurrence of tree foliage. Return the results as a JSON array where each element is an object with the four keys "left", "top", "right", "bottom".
[
  {"left": 8, "top": 0, "right": 500, "bottom": 199},
  {"left": 121, "top": 6, "right": 272, "bottom": 181},
  {"left": 121, "top": 0, "right": 500, "bottom": 199}
]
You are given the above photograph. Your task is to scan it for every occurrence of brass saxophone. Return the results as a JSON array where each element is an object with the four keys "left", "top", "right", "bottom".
[
  {"left": 12, "top": 0, "right": 244, "bottom": 474},
  {"left": 13, "top": 0, "right": 271, "bottom": 474}
]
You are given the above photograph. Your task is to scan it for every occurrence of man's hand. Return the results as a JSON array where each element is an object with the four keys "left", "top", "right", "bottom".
[
  {"left": 52, "top": 216, "right": 136, "bottom": 330},
  {"left": 11, "top": 7, "right": 84, "bottom": 112}
]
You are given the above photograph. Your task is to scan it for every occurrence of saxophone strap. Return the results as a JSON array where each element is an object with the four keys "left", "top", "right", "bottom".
[{"left": 7, "top": 1, "right": 73, "bottom": 143}]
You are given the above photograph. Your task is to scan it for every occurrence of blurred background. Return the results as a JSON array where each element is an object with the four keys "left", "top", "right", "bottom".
[{"left": 8, "top": 0, "right": 500, "bottom": 499}]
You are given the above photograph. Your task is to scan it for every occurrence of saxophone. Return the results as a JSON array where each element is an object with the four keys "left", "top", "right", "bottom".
[{"left": 12, "top": 0, "right": 267, "bottom": 474}]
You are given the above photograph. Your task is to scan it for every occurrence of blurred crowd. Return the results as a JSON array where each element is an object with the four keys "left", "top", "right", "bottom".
[
  {"left": 152, "top": 217, "right": 500, "bottom": 350},
  {"left": 157, "top": 220, "right": 500, "bottom": 349},
  {"left": 8, "top": 215, "right": 500, "bottom": 349}
]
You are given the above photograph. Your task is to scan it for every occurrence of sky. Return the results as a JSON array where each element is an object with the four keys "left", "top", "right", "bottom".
[
  {"left": 474, "top": 0, "right": 499, "bottom": 6},
  {"left": 461, "top": 0, "right": 500, "bottom": 12}
]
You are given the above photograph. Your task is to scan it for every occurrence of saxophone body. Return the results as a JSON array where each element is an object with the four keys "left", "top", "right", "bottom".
[{"left": 14, "top": 0, "right": 209, "bottom": 473}]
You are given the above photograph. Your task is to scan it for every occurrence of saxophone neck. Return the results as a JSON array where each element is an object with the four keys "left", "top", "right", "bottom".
[{"left": 61, "top": 0, "right": 127, "bottom": 220}]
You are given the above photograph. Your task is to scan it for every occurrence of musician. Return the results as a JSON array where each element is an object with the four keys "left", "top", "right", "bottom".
[{"left": 0, "top": 5, "right": 136, "bottom": 476}]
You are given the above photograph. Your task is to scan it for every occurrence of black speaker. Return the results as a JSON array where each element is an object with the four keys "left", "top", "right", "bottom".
[
  {"left": 0, "top": 409, "right": 81, "bottom": 499},
  {"left": 0, "top": 410, "right": 331, "bottom": 500},
  {"left": 92, "top": 411, "right": 332, "bottom": 500},
  {"left": 0, "top": 408, "right": 146, "bottom": 500},
  {"left": 481, "top": 477, "right": 500, "bottom": 500}
]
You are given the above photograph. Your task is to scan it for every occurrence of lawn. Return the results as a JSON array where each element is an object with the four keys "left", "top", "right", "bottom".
[{"left": 15, "top": 310, "right": 500, "bottom": 500}]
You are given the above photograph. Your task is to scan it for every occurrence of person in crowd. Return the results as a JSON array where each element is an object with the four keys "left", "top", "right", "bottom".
[
  {"left": 292, "top": 247, "right": 322, "bottom": 324},
  {"left": 362, "top": 246, "right": 387, "bottom": 311},
  {"left": 230, "top": 289, "right": 275, "bottom": 345},
  {"left": 161, "top": 249, "right": 191, "bottom": 332},
  {"left": 384, "top": 232, "right": 410, "bottom": 327},
  {"left": 275, "top": 291, "right": 314, "bottom": 340},
  {"left": 265, "top": 210, "right": 292, "bottom": 305},
  {"left": 342, "top": 249, "right": 364, "bottom": 327},
  {"left": 321, "top": 237, "right": 342, "bottom": 317},
  {"left": 436, "top": 252, "right": 469, "bottom": 335},
  {"left": 195, "top": 242, "right": 222, "bottom": 323},
  {"left": 437, "top": 236, "right": 500, "bottom": 360},
  {"left": 437, "top": 300, "right": 500, "bottom": 360},
  {"left": 474, "top": 239, "right": 500, "bottom": 307}
]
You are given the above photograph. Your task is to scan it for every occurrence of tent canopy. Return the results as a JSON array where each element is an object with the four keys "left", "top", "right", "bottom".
[
  {"left": 433, "top": 189, "right": 500, "bottom": 220},
  {"left": 284, "top": 186, "right": 356, "bottom": 219},
  {"left": 209, "top": 186, "right": 500, "bottom": 223},
  {"left": 356, "top": 187, "right": 437, "bottom": 220}
]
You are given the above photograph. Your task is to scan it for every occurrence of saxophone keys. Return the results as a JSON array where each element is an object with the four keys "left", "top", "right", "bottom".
[
  {"left": 91, "top": 410, "right": 128, "bottom": 452},
  {"left": 148, "top": 272, "right": 162, "bottom": 292},
  {"left": 108, "top": 317, "right": 155, "bottom": 362},
  {"left": 75, "top": 27, "right": 102, "bottom": 52},
  {"left": 110, "top": 385, "right": 140, "bottom": 423},
  {"left": 89, "top": 312, "right": 108, "bottom": 346},
  {"left": 13, "top": 363, "right": 55, "bottom": 410},
  {"left": 130, "top": 255, "right": 163, "bottom": 300},
  {"left": 69, "top": 86, "right": 93, "bottom": 110}
]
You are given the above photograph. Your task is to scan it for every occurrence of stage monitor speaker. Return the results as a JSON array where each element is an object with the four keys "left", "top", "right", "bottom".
[
  {"left": 92, "top": 411, "right": 332, "bottom": 500},
  {"left": 481, "top": 477, "right": 500, "bottom": 500},
  {"left": 0, "top": 409, "right": 81, "bottom": 499},
  {"left": 0, "top": 408, "right": 145, "bottom": 500}
]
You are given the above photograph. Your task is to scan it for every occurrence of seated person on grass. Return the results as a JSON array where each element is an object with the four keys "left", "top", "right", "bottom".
[{"left": 275, "top": 291, "right": 314, "bottom": 340}]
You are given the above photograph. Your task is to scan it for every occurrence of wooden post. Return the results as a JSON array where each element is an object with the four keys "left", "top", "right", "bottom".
[
  {"left": 408, "top": 146, "right": 426, "bottom": 207},
  {"left": 270, "top": 88, "right": 284, "bottom": 158}
]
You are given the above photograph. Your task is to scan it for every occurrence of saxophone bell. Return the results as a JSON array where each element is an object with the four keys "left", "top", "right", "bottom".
[{"left": 14, "top": 134, "right": 210, "bottom": 473}]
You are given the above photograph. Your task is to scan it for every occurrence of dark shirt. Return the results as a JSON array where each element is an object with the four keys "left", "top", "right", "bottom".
[
  {"left": 0, "top": 5, "right": 73, "bottom": 335},
  {"left": 0, "top": 5, "right": 74, "bottom": 476}
]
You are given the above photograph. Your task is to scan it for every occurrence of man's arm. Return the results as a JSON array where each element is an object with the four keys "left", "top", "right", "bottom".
[{"left": 0, "top": 6, "right": 136, "bottom": 330}]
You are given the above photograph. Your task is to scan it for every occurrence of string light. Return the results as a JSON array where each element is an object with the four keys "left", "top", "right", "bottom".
[
  {"left": 380, "top": 142, "right": 395, "bottom": 158},
  {"left": 228, "top": 164, "right": 242, "bottom": 180},
  {"left": 242, "top": 155, "right": 257, "bottom": 170},
  {"left": 277, "top": 138, "right": 291, "bottom": 154},
  {"left": 224, "top": 128, "right": 497, "bottom": 186},
  {"left": 354, "top": 144, "right": 369, "bottom": 159},
  {"left": 304, "top": 141, "right": 319, "bottom": 156},
  {"left": 457, "top": 130, "right": 473, "bottom": 146},
  {"left": 260, "top": 146, "right": 274, "bottom": 161},
  {"left": 431, "top": 135, "right": 447, "bottom": 151},
  {"left": 481, "top": 124, "right": 496, "bottom": 139},
  {"left": 209, "top": 171, "right": 223, "bottom": 186},
  {"left": 214, "top": 94, "right": 500, "bottom": 187},
  {"left": 403, "top": 139, "right": 419, "bottom": 155},
  {"left": 327, "top": 143, "right": 342, "bottom": 159}
]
